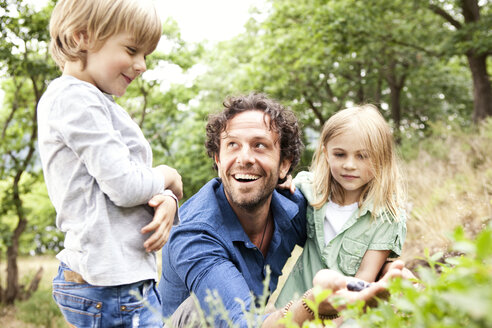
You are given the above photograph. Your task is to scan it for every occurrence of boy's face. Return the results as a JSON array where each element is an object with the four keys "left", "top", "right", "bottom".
[{"left": 74, "top": 32, "right": 148, "bottom": 97}]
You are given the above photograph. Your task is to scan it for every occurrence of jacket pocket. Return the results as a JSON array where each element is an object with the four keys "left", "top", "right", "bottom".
[{"left": 337, "top": 237, "right": 368, "bottom": 276}]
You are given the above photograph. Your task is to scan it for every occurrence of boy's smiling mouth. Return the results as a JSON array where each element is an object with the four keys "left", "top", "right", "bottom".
[{"left": 122, "top": 74, "right": 134, "bottom": 84}]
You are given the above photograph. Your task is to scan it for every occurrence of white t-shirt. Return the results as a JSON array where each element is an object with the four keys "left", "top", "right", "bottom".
[{"left": 324, "top": 200, "right": 358, "bottom": 245}]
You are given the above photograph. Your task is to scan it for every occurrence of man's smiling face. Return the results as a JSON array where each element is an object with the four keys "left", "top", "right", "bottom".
[{"left": 216, "top": 110, "right": 291, "bottom": 211}]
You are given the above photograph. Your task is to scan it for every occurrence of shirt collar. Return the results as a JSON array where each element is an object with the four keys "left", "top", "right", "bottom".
[
  {"left": 215, "top": 182, "right": 250, "bottom": 243},
  {"left": 215, "top": 180, "right": 300, "bottom": 242},
  {"left": 357, "top": 202, "right": 372, "bottom": 218}
]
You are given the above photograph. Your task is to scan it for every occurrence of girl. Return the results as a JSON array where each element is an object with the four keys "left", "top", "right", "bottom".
[{"left": 276, "top": 104, "right": 407, "bottom": 307}]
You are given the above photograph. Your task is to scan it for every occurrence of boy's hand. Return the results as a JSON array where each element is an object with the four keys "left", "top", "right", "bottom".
[
  {"left": 156, "top": 165, "right": 183, "bottom": 200},
  {"left": 277, "top": 174, "right": 295, "bottom": 194},
  {"left": 141, "top": 194, "right": 177, "bottom": 252}
]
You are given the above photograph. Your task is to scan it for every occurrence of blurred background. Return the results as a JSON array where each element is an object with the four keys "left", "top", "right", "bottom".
[{"left": 0, "top": 0, "right": 491, "bottom": 326}]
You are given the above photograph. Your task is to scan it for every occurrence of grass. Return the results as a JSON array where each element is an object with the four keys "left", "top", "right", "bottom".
[
  {"left": 400, "top": 120, "right": 492, "bottom": 267},
  {"left": 0, "top": 255, "right": 61, "bottom": 328}
]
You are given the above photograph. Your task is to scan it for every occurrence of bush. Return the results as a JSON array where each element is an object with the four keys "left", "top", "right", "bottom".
[
  {"left": 192, "top": 224, "right": 492, "bottom": 327},
  {"left": 15, "top": 288, "right": 65, "bottom": 328},
  {"left": 317, "top": 225, "right": 492, "bottom": 328}
]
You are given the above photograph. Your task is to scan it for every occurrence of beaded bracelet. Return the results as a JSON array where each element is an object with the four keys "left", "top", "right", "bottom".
[
  {"left": 282, "top": 300, "right": 294, "bottom": 318},
  {"left": 302, "top": 289, "right": 340, "bottom": 320}
]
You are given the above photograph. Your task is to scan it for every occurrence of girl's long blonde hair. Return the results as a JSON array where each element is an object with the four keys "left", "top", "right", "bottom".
[{"left": 311, "top": 104, "right": 405, "bottom": 221}]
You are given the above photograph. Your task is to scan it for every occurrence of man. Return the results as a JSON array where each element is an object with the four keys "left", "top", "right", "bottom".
[{"left": 158, "top": 93, "right": 404, "bottom": 327}]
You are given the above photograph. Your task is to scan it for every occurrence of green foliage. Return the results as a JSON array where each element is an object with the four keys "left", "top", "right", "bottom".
[
  {"left": 0, "top": 0, "right": 59, "bottom": 266},
  {"left": 15, "top": 288, "right": 65, "bottom": 328},
  {"left": 158, "top": 225, "right": 492, "bottom": 327},
  {"left": 343, "top": 226, "right": 492, "bottom": 327}
]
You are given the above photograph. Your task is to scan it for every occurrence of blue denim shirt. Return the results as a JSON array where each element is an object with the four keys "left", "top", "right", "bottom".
[{"left": 159, "top": 178, "right": 307, "bottom": 327}]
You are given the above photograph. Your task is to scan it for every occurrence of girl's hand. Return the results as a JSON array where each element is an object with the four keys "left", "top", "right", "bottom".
[{"left": 277, "top": 174, "right": 296, "bottom": 194}]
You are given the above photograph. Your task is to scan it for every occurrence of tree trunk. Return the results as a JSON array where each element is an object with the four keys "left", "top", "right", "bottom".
[
  {"left": 389, "top": 84, "right": 402, "bottom": 130},
  {"left": 430, "top": 0, "right": 492, "bottom": 123},
  {"left": 5, "top": 173, "right": 28, "bottom": 304},
  {"left": 384, "top": 60, "right": 405, "bottom": 138},
  {"left": 467, "top": 53, "right": 492, "bottom": 123},
  {"left": 3, "top": 80, "right": 39, "bottom": 304},
  {"left": 461, "top": 0, "right": 492, "bottom": 122}
]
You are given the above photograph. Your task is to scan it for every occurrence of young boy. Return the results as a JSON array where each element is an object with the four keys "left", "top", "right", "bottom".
[{"left": 37, "top": 0, "right": 181, "bottom": 326}]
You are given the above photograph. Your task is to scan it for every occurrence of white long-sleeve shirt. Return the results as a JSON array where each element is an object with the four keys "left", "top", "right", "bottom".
[{"left": 38, "top": 75, "right": 172, "bottom": 286}]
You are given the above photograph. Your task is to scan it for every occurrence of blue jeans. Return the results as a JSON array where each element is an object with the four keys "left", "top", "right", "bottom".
[{"left": 52, "top": 262, "right": 163, "bottom": 327}]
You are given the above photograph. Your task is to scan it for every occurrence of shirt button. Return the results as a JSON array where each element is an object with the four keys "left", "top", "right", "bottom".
[
  {"left": 95, "top": 303, "right": 102, "bottom": 309},
  {"left": 121, "top": 305, "right": 127, "bottom": 311}
]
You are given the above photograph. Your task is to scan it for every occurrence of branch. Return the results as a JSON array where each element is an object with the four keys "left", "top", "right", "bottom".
[
  {"left": 302, "top": 92, "right": 326, "bottom": 125},
  {"left": 138, "top": 84, "right": 148, "bottom": 128},
  {"left": 384, "top": 37, "right": 441, "bottom": 57},
  {"left": 324, "top": 79, "right": 335, "bottom": 99},
  {"left": 429, "top": 4, "right": 462, "bottom": 29},
  {"left": 1, "top": 78, "right": 24, "bottom": 140}
]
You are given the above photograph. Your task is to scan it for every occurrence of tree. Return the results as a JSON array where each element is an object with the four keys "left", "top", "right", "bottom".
[
  {"left": 239, "top": 0, "right": 472, "bottom": 137},
  {"left": 427, "top": 0, "right": 492, "bottom": 123},
  {"left": 0, "top": 0, "right": 58, "bottom": 303}
]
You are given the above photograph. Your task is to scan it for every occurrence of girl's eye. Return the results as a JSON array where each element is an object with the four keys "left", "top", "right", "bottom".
[
  {"left": 334, "top": 153, "right": 345, "bottom": 158},
  {"left": 126, "top": 47, "right": 137, "bottom": 54},
  {"left": 256, "top": 143, "right": 266, "bottom": 149},
  {"left": 358, "top": 153, "right": 369, "bottom": 159},
  {"left": 227, "top": 142, "right": 238, "bottom": 149}
]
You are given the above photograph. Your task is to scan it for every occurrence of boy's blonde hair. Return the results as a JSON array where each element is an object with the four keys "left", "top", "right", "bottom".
[
  {"left": 49, "top": 0, "right": 162, "bottom": 70},
  {"left": 310, "top": 104, "right": 405, "bottom": 221}
]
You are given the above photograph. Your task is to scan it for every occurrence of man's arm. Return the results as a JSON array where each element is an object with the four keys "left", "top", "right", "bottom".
[{"left": 167, "top": 225, "right": 259, "bottom": 327}]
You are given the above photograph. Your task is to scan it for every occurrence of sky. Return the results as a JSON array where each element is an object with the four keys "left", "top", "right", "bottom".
[
  {"left": 156, "top": 0, "right": 265, "bottom": 43},
  {"left": 148, "top": 0, "right": 267, "bottom": 93},
  {"left": 23, "top": 0, "right": 264, "bottom": 43}
]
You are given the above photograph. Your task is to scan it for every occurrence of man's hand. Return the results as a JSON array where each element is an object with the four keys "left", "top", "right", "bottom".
[
  {"left": 141, "top": 194, "right": 177, "bottom": 252},
  {"left": 156, "top": 165, "right": 183, "bottom": 200}
]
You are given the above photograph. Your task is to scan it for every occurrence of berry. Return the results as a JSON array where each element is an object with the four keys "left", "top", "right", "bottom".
[{"left": 347, "top": 280, "right": 371, "bottom": 291}]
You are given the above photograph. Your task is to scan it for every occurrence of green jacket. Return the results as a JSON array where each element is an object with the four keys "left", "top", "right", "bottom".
[{"left": 275, "top": 171, "right": 406, "bottom": 307}]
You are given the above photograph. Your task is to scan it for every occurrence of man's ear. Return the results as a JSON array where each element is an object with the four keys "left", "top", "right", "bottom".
[
  {"left": 214, "top": 154, "right": 221, "bottom": 178},
  {"left": 279, "top": 157, "right": 292, "bottom": 180}
]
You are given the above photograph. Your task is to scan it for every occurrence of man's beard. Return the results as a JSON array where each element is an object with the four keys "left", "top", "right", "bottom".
[{"left": 223, "top": 175, "right": 277, "bottom": 211}]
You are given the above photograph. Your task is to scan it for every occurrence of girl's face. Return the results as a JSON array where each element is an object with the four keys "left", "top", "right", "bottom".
[{"left": 324, "top": 130, "right": 374, "bottom": 205}]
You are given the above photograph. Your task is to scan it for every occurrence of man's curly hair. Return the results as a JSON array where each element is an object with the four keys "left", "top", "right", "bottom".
[{"left": 205, "top": 93, "right": 303, "bottom": 179}]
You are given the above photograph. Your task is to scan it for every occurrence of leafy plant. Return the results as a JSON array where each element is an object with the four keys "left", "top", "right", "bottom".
[
  {"left": 15, "top": 288, "right": 65, "bottom": 328},
  {"left": 170, "top": 224, "right": 492, "bottom": 327}
]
